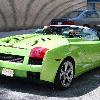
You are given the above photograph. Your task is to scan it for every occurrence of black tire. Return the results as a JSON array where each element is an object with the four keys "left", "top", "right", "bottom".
[{"left": 54, "top": 59, "right": 74, "bottom": 89}]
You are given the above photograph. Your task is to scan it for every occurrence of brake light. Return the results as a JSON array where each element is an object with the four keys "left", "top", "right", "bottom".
[
  {"left": 30, "top": 47, "right": 48, "bottom": 58},
  {"left": 64, "top": 21, "right": 75, "bottom": 25}
]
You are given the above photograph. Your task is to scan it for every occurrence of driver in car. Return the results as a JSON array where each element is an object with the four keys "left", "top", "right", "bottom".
[{"left": 68, "top": 30, "right": 76, "bottom": 38}]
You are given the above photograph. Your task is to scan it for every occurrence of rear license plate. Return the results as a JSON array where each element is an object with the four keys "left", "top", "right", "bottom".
[
  {"left": 2, "top": 68, "right": 14, "bottom": 77},
  {"left": 58, "top": 22, "right": 62, "bottom": 25}
]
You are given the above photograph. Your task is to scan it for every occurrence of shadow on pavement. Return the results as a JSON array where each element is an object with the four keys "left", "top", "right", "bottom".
[{"left": 0, "top": 67, "right": 100, "bottom": 98}]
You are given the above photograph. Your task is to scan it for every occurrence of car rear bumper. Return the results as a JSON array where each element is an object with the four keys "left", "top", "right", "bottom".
[{"left": 0, "top": 60, "right": 42, "bottom": 78}]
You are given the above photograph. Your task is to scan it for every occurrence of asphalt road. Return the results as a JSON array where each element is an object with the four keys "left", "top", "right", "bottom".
[
  {"left": 0, "top": 29, "right": 35, "bottom": 38},
  {"left": 0, "top": 29, "right": 100, "bottom": 100}
]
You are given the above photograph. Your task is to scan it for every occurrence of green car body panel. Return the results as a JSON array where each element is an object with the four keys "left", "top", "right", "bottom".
[{"left": 0, "top": 33, "right": 100, "bottom": 83}]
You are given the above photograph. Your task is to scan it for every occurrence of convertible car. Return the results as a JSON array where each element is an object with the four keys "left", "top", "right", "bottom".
[{"left": 0, "top": 25, "right": 100, "bottom": 89}]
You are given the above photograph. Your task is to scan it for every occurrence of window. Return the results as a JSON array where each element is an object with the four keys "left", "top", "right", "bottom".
[
  {"left": 85, "top": 11, "right": 99, "bottom": 18},
  {"left": 63, "top": 11, "right": 83, "bottom": 18},
  {"left": 82, "top": 28, "right": 99, "bottom": 41}
]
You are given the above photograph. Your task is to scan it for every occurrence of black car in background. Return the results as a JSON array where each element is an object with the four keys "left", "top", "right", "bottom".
[{"left": 51, "top": 10, "right": 100, "bottom": 28}]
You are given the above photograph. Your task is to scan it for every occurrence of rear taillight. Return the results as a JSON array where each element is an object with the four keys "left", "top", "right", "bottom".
[
  {"left": 64, "top": 21, "right": 75, "bottom": 25},
  {"left": 30, "top": 47, "right": 48, "bottom": 58}
]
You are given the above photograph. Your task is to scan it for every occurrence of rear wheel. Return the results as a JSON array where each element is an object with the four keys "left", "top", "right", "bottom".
[{"left": 55, "top": 59, "right": 74, "bottom": 89}]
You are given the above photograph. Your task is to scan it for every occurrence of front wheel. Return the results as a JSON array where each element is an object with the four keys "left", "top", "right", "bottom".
[{"left": 55, "top": 59, "right": 74, "bottom": 89}]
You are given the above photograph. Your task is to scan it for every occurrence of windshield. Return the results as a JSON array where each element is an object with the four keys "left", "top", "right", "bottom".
[
  {"left": 35, "top": 26, "right": 100, "bottom": 41},
  {"left": 35, "top": 28, "right": 46, "bottom": 34},
  {"left": 62, "top": 11, "right": 83, "bottom": 18}
]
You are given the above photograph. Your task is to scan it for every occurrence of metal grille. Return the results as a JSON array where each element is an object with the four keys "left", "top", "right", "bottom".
[{"left": 0, "top": 53, "right": 24, "bottom": 63}]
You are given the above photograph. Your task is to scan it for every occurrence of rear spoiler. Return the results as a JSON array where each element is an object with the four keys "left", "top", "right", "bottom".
[{"left": 50, "top": 25, "right": 85, "bottom": 29}]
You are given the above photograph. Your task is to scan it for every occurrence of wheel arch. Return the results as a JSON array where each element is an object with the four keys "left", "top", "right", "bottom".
[
  {"left": 54, "top": 56, "right": 75, "bottom": 88},
  {"left": 60, "top": 56, "right": 75, "bottom": 74},
  {"left": 40, "top": 56, "right": 75, "bottom": 83}
]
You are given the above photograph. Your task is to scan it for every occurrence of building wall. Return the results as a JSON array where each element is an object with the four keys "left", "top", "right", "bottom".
[{"left": 0, "top": 0, "right": 88, "bottom": 31}]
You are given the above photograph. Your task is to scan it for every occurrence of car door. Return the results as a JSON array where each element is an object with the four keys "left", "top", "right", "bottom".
[{"left": 81, "top": 29, "right": 100, "bottom": 68}]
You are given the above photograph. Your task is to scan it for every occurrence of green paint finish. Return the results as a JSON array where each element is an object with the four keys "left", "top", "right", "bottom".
[
  {"left": 14, "top": 70, "right": 27, "bottom": 78},
  {"left": 0, "top": 30, "right": 100, "bottom": 83}
]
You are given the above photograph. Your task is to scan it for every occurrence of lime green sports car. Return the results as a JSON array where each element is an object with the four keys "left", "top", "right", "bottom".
[{"left": 0, "top": 25, "right": 100, "bottom": 89}]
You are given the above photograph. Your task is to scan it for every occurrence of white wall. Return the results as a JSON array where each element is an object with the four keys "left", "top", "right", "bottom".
[{"left": 0, "top": 0, "right": 87, "bottom": 31}]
